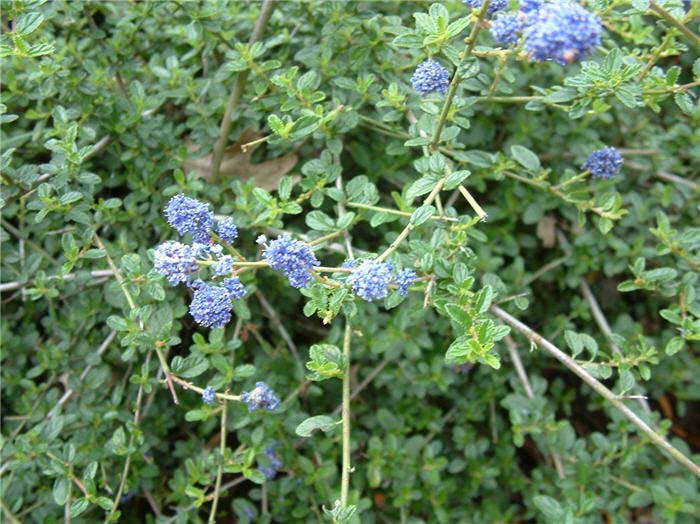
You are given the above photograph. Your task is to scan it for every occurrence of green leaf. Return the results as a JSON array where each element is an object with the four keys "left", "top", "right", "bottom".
[
  {"left": 53, "top": 477, "right": 69, "bottom": 505},
  {"left": 474, "top": 286, "right": 493, "bottom": 314},
  {"left": 17, "top": 12, "right": 44, "bottom": 35},
  {"left": 533, "top": 495, "right": 563, "bottom": 520},
  {"left": 295, "top": 415, "right": 339, "bottom": 437},
  {"left": 564, "top": 330, "right": 584, "bottom": 357},
  {"left": 444, "top": 303, "right": 470, "bottom": 329},
  {"left": 305, "top": 210, "right": 336, "bottom": 232},
  {"left": 406, "top": 175, "right": 440, "bottom": 201},
  {"left": 171, "top": 355, "right": 209, "bottom": 378},
  {"left": 665, "top": 336, "right": 685, "bottom": 356},
  {"left": 510, "top": 145, "right": 541, "bottom": 172},
  {"left": 410, "top": 205, "right": 435, "bottom": 226}
]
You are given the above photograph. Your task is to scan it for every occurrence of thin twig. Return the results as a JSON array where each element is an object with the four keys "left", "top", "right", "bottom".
[
  {"left": 0, "top": 269, "right": 114, "bottom": 293},
  {"left": 492, "top": 306, "right": 700, "bottom": 477},
  {"left": 332, "top": 357, "right": 391, "bottom": 416},
  {"left": 93, "top": 234, "right": 179, "bottom": 404},
  {"left": 210, "top": 0, "right": 275, "bottom": 180},
  {"left": 208, "top": 396, "right": 227, "bottom": 524},
  {"left": 656, "top": 171, "right": 698, "bottom": 190},
  {"left": 580, "top": 280, "right": 651, "bottom": 414},
  {"left": 48, "top": 330, "right": 118, "bottom": 418},
  {"left": 340, "top": 320, "right": 353, "bottom": 508},
  {"left": 504, "top": 336, "right": 566, "bottom": 479},
  {"left": 255, "top": 291, "right": 300, "bottom": 362}
]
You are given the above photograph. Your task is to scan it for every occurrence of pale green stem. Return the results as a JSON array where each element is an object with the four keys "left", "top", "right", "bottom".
[
  {"left": 649, "top": 1, "right": 700, "bottom": 49},
  {"left": 170, "top": 375, "right": 241, "bottom": 402},
  {"left": 431, "top": 0, "right": 491, "bottom": 151},
  {"left": 458, "top": 185, "right": 487, "bottom": 221},
  {"left": 208, "top": 397, "right": 228, "bottom": 524},
  {"left": 340, "top": 320, "right": 352, "bottom": 507},
  {"left": 376, "top": 178, "right": 446, "bottom": 262},
  {"left": 346, "top": 201, "right": 457, "bottom": 222},
  {"left": 94, "top": 234, "right": 178, "bottom": 404}
]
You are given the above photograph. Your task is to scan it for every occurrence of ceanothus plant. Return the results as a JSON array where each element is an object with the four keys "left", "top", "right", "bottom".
[{"left": 2, "top": 0, "right": 700, "bottom": 523}]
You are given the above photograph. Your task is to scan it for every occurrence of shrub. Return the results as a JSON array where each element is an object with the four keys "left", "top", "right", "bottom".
[{"left": 2, "top": 1, "right": 699, "bottom": 523}]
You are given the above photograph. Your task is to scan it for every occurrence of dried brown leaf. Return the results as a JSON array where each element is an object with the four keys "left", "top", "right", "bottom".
[{"left": 183, "top": 129, "right": 298, "bottom": 190}]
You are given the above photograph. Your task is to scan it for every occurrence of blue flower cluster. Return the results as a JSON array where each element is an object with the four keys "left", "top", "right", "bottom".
[
  {"left": 411, "top": 59, "right": 450, "bottom": 96},
  {"left": 523, "top": 1, "right": 601, "bottom": 64},
  {"left": 190, "top": 283, "right": 234, "bottom": 328},
  {"left": 520, "top": 0, "right": 543, "bottom": 14},
  {"left": 464, "top": 0, "right": 508, "bottom": 17},
  {"left": 490, "top": 14, "right": 524, "bottom": 46},
  {"left": 154, "top": 194, "right": 247, "bottom": 328},
  {"left": 348, "top": 260, "right": 417, "bottom": 302},
  {"left": 480, "top": 1, "right": 601, "bottom": 64},
  {"left": 216, "top": 217, "right": 238, "bottom": 244},
  {"left": 394, "top": 269, "right": 417, "bottom": 296},
  {"left": 242, "top": 382, "right": 281, "bottom": 412},
  {"left": 165, "top": 194, "right": 214, "bottom": 243},
  {"left": 258, "top": 443, "right": 283, "bottom": 480},
  {"left": 261, "top": 235, "right": 320, "bottom": 289},
  {"left": 583, "top": 146, "right": 623, "bottom": 179},
  {"left": 202, "top": 385, "right": 217, "bottom": 404},
  {"left": 153, "top": 241, "right": 199, "bottom": 285}
]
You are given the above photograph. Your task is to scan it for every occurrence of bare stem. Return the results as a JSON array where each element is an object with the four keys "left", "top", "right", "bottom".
[
  {"left": 210, "top": 0, "right": 275, "bottom": 180},
  {"left": 492, "top": 306, "right": 700, "bottom": 477},
  {"left": 208, "top": 396, "right": 228, "bottom": 524},
  {"left": 340, "top": 320, "right": 352, "bottom": 507}
]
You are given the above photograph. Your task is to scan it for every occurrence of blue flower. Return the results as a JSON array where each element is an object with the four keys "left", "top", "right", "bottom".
[
  {"left": 520, "top": 0, "right": 543, "bottom": 14},
  {"left": 490, "top": 14, "right": 524, "bottom": 46},
  {"left": 341, "top": 259, "right": 356, "bottom": 269},
  {"left": 464, "top": 0, "right": 508, "bottom": 16},
  {"left": 216, "top": 217, "right": 238, "bottom": 244},
  {"left": 153, "top": 241, "right": 199, "bottom": 285},
  {"left": 202, "top": 386, "right": 216, "bottom": 404},
  {"left": 224, "top": 277, "right": 247, "bottom": 300},
  {"left": 256, "top": 234, "right": 267, "bottom": 245},
  {"left": 262, "top": 235, "right": 320, "bottom": 289},
  {"left": 583, "top": 147, "right": 623, "bottom": 179},
  {"left": 214, "top": 255, "right": 234, "bottom": 276},
  {"left": 411, "top": 59, "right": 451, "bottom": 96},
  {"left": 258, "top": 443, "right": 283, "bottom": 480},
  {"left": 164, "top": 194, "right": 214, "bottom": 243},
  {"left": 348, "top": 260, "right": 394, "bottom": 301},
  {"left": 189, "top": 283, "right": 232, "bottom": 328},
  {"left": 394, "top": 269, "right": 417, "bottom": 296},
  {"left": 241, "top": 382, "right": 281, "bottom": 412},
  {"left": 523, "top": 1, "right": 602, "bottom": 64}
]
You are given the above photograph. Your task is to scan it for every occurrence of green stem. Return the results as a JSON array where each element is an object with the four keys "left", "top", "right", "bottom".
[
  {"left": 376, "top": 178, "right": 446, "bottom": 262},
  {"left": 340, "top": 320, "right": 352, "bottom": 507},
  {"left": 346, "top": 201, "right": 457, "bottom": 222},
  {"left": 650, "top": 1, "right": 700, "bottom": 49},
  {"left": 94, "top": 234, "right": 179, "bottom": 404},
  {"left": 170, "top": 375, "right": 241, "bottom": 401},
  {"left": 430, "top": 0, "right": 491, "bottom": 151},
  {"left": 208, "top": 397, "right": 228, "bottom": 524}
]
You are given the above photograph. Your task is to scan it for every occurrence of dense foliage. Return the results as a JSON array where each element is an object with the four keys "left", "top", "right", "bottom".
[{"left": 2, "top": 0, "right": 699, "bottom": 523}]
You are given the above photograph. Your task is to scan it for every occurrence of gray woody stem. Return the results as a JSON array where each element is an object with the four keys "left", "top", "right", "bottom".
[
  {"left": 210, "top": 0, "right": 275, "bottom": 180},
  {"left": 492, "top": 306, "right": 700, "bottom": 477}
]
